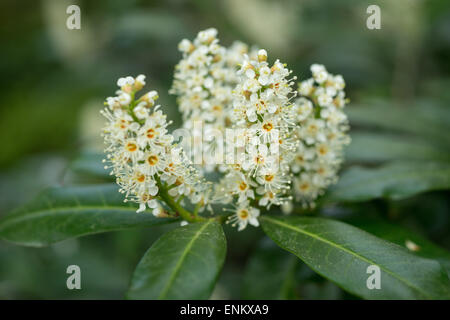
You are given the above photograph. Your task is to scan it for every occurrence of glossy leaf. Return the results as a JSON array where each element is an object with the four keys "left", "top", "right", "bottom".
[
  {"left": 70, "top": 152, "right": 112, "bottom": 180},
  {"left": 326, "top": 161, "right": 450, "bottom": 202},
  {"left": 347, "top": 217, "right": 450, "bottom": 274},
  {"left": 127, "top": 220, "right": 226, "bottom": 300},
  {"left": 0, "top": 184, "right": 175, "bottom": 247},
  {"left": 346, "top": 132, "right": 450, "bottom": 163},
  {"left": 348, "top": 101, "right": 450, "bottom": 146},
  {"left": 261, "top": 216, "right": 450, "bottom": 299}
]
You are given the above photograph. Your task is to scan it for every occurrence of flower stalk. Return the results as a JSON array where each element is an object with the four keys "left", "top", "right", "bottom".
[{"left": 155, "top": 177, "right": 206, "bottom": 223}]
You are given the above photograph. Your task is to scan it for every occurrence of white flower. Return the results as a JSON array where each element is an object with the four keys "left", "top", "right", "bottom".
[
  {"left": 134, "top": 74, "right": 146, "bottom": 90},
  {"left": 257, "top": 49, "right": 267, "bottom": 62},
  {"left": 257, "top": 190, "right": 284, "bottom": 209},
  {"left": 197, "top": 28, "right": 218, "bottom": 44},
  {"left": 310, "top": 64, "right": 325, "bottom": 74},
  {"left": 118, "top": 93, "right": 131, "bottom": 106},
  {"left": 137, "top": 197, "right": 159, "bottom": 214},
  {"left": 258, "top": 66, "right": 271, "bottom": 85},
  {"left": 317, "top": 91, "right": 333, "bottom": 107},
  {"left": 255, "top": 167, "right": 290, "bottom": 192},
  {"left": 233, "top": 173, "right": 255, "bottom": 203},
  {"left": 311, "top": 64, "right": 328, "bottom": 84},
  {"left": 137, "top": 114, "right": 171, "bottom": 150},
  {"left": 227, "top": 201, "right": 260, "bottom": 231},
  {"left": 298, "top": 79, "right": 314, "bottom": 96},
  {"left": 133, "top": 103, "right": 149, "bottom": 119},
  {"left": 178, "top": 39, "right": 194, "bottom": 53},
  {"left": 295, "top": 97, "right": 313, "bottom": 121}
]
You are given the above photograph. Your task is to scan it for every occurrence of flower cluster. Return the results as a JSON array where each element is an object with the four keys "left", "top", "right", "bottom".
[
  {"left": 170, "top": 29, "right": 233, "bottom": 167},
  {"left": 287, "top": 64, "right": 350, "bottom": 209},
  {"left": 101, "top": 29, "right": 351, "bottom": 231},
  {"left": 101, "top": 75, "right": 205, "bottom": 216},
  {"left": 170, "top": 29, "right": 257, "bottom": 170},
  {"left": 214, "top": 50, "right": 299, "bottom": 230}
]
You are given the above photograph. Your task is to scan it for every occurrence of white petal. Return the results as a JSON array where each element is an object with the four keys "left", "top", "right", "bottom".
[
  {"left": 149, "top": 186, "right": 159, "bottom": 196},
  {"left": 147, "top": 199, "right": 158, "bottom": 209},
  {"left": 136, "top": 203, "right": 146, "bottom": 213},
  {"left": 258, "top": 75, "right": 269, "bottom": 86},
  {"left": 248, "top": 113, "right": 257, "bottom": 122},
  {"left": 259, "top": 197, "right": 269, "bottom": 206},
  {"left": 245, "top": 69, "right": 255, "bottom": 78},
  {"left": 168, "top": 187, "right": 178, "bottom": 197},
  {"left": 249, "top": 217, "right": 259, "bottom": 227}
]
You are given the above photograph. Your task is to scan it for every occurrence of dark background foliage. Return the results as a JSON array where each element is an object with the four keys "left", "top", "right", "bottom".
[{"left": 0, "top": 0, "right": 449, "bottom": 299}]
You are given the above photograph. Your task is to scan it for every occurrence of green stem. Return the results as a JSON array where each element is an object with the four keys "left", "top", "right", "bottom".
[
  {"left": 193, "top": 202, "right": 202, "bottom": 217},
  {"left": 156, "top": 177, "right": 205, "bottom": 223},
  {"left": 127, "top": 91, "right": 144, "bottom": 125},
  {"left": 176, "top": 195, "right": 185, "bottom": 205}
]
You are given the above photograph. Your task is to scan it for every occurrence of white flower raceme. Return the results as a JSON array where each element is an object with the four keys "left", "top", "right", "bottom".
[
  {"left": 215, "top": 49, "right": 299, "bottom": 228},
  {"left": 100, "top": 30, "right": 351, "bottom": 232},
  {"left": 170, "top": 29, "right": 236, "bottom": 167},
  {"left": 287, "top": 64, "right": 350, "bottom": 209},
  {"left": 170, "top": 29, "right": 259, "bottom": 170},
  {"left": 101, "top": 75, "right": 205, "bottom": 215}
]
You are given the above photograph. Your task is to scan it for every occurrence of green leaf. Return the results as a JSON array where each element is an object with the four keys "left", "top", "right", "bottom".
[
  {"left": 348, "top": 101, "right": 450, "bottom": 146},
  {"left": 327, "top": 161, "right": 450, "bottom": 202},
  {"left": 347, "top": 217, "right": 450, "bottom": 274},
  {"left": 243, "top": 238, "right": 299, "bottom": 299},
  {"left": 261, "top": 216, "right": 450, "bottom": 299},
  {"left": 70, "top": 152, "right": 112, "bottom": 180},
  {"left": 346, "top": 132, "right": 450, "bottom": 163},
  {"left": 127, "top": 220, "right": 226, "bottom": 300},
  {"left": 0, "top": 184, "right": 175, "bottom": 247}
]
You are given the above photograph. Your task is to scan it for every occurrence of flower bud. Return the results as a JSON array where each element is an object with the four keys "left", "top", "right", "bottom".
[{"left": 257, "top": 49, "right": 267, "bottom": 62}]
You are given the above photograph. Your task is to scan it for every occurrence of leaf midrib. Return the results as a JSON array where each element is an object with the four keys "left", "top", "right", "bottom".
[
  {"left": 158, "top": 220, "right": 213, "bottom": 299},
  {"left": 0, "top": 205, "right": 140, "bottom": 231},
  {"left": 261, "top": 216, "right": 432, "bottom": 299}
]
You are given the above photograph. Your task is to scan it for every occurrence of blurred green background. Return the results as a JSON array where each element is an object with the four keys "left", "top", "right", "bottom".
[{"left": 1, "top": 0, "right": 449, "bottom": 299}]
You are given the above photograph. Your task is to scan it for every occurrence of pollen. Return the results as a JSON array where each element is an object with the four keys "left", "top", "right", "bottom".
[
  {"left": 147, "top": 155, "right": 159, "bottom": 166},
  {"left": 119, "top": 120, "right": 128, "bottom": 129},
  {"left": 238, "top": 181, "right": 248, "bottom": 191},
  {"left": 175, "top": 177, "right": 184, "bottom": 186},
  {"left": 238, "top": 209, "right": 249, "bottom": 219},
  {"left": 262, "top": 122, "right": 273, "bottom": 132},
  {"left": 255, "top": 155, "right": 265, "bottom": 164},
  {"left": 318, "top": 145, "right": 328, "bottom": 155},
  {"left": 308, "top": 124, "right": 318, "bottom": 133},
  {"left": 146, "top": 128, "right": 156, "bottom": 139},
  {"left": 126, "top": 142, "right": 138, "bottom": 152},
  {"left": 300, "top": 183, "right": 310, "bottom": 191}
]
